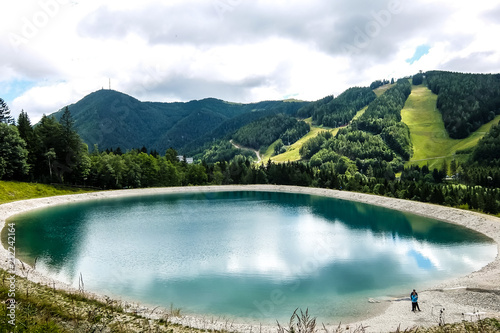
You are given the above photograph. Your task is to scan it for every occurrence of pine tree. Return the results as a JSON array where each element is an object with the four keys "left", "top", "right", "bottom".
[
  {"left": 0, "top": 123, "right": 28, "bottom": 179},
  {"left": 60, "top": 106, "right": 75, "bottom": 136},
  {"left": 0, "top": 98, "right": 14, "bottom": 124},
  {"left": 17, "top": 110, "right": 33, "bottom": 141},
  {"left": 17, "top": 110, "right": 37, "bottom": 179}
]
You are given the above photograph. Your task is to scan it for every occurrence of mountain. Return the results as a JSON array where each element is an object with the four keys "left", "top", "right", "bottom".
[
  {"left": 50, "top": 70, "right": 500, "bottom": 166},
  {"left": 51, "top": 89, "right": 308, "bottom": 153}
]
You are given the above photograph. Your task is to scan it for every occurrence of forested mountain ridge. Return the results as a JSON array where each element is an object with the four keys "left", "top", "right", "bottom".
[
  {"left": 45, "top": 70, "right": 500, "bottom": 169},
  {"left": 51, "top": 89, "right": 308, "bottom": 153},
  {"left": 298, "top": 79, "right": 412, "bottom": 179},
  {"left": 296, "top": 87, "right": 376, "bottom": 127}
]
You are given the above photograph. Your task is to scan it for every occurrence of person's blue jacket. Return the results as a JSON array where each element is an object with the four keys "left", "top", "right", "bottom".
[{"left": 411, "top": 294, "right": 418, "bottom": 303}]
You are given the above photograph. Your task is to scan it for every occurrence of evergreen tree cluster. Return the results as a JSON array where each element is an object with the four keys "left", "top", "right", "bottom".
[
  {"left": 296, "top": 95, "right": 333, "bottom": 118},
  {"left": 232, "top": 114, "right": 309, "bottom": 151},
  {"left": 300, "top": 79, "right": 412, "bottom": 182},
  {"left": 369, "top": 79, "right": 390, "bottom": 90},
  {"left": 412, "top": 72, "right": 424, "bottom": 85},
  {"left": 471, "top": 122, "right": 500, "bottom": 165},
  {"left": 426, "top": 70, "right": 500, "bottom": 139},
  {"left": 355, "top": 79, "right": 413, "bottom": 160},
  {"left": 0, "top": 107, "right": 89, "bottom": 183},
  {"left": 311, "top": 87, "right": 376, "bottom": 127},
  {"left": 196, "top": 140, "right": 256, "bottom": 164},
  {"left": 356, "top": 79, "right": 412, "bottom": 133},
  {"left": 280, "top": 120, "right": 310, "bottom": 145},
  {"left": 456, "top": 121, "right": 500, "bottom": 188},
  {"left": 297, "top": 87, "right": 376, "bottom": 128}
]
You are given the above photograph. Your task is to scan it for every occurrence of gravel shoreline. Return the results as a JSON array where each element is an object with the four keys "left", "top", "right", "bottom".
[{"left": 1, "top": 185, "right": 499, "bottom": 332}]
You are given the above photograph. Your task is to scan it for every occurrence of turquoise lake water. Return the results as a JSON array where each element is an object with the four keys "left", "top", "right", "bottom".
[{"left": 5, "top": 191, "right": 496, "bottom": 324}]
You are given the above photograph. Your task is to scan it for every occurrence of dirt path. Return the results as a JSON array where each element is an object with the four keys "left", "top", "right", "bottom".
[{"left": 230, "top": 139, "right": 262, "bottom": 163}]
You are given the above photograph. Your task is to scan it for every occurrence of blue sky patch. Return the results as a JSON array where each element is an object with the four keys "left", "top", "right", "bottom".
[
  {"left": 406, "top": 45, "right": 431, "bottom": 65},
  {"left": 0, "top": 80, "right": 36, "bottom": 106}
]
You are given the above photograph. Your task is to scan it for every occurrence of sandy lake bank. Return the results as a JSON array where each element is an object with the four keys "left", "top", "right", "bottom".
[{"left": 1, "top": 185, "right": 499, "bottom": 332}]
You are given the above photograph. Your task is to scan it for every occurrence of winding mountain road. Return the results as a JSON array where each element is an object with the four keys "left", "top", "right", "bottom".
[{"left": 230, "top": 140, "right": 262, "bottom": 163}]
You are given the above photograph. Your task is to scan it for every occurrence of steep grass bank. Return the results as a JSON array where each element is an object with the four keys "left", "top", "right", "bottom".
[{"left": 401, "top": 85, "right": 500, "bottom": 170}]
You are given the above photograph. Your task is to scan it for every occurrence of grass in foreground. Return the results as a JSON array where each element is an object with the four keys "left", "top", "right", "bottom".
[
  {"left": 278, "top": 308, "right": 500, "bottom": 333},
  {"left": 0, "top": 181, "right": 97, "bottom": 204},
  {"left": 0, "top": 268, "right": 197, "bottom": 333},
  {"left": 401, "top": 85, "right": 500, "bottom": 169}
]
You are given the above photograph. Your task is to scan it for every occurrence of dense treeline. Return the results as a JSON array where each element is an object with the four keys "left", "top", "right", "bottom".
[
  {"left": 296, "top": 95, "right": 333, "bottom": 118},
  {"left": 312, "top": 87, "right": 376, "bottom": 127},
  {"left": 280, "top": 120, "right": 310, "bottom": 145},
  {"left": 2, "top": 108, "right": 90, "bottom": 183},
  {"left": 471, "top": 122, "right": 500, "bottom": 165},
  {"left": 356, "top": 79, "right": 412, "bottom": 133},
  {"left": 232, "top": 114, "right": 309, "bottom": 151},
  {"left": 412, "top": 72, "right": 424, "bottom": 85},
  {"left": 195, "top": 140, "right": 256, "bottom": 164},
  {"left": 92, "top": 152, "right": 500, "bottom": 213},
  {"left": 426, "top": 71, "right": 500, "bottom": 139},
  {"left": 299, "top": 80, "right": 412, "bottom": 183},
  {"left": 458, "top": 122, "right": 500, "bottom": 188},
  {"left": 354, "top": 79, "right": 413, "bottom": 160},
  {"left": 369, "top": 79, "right": 391, "bottom": 89},
  {"left": 183, "top": 106, "right": 297, "bottom": 156},
  {"left": 296, "top": 87, "right": 376, "bottom": 128}
]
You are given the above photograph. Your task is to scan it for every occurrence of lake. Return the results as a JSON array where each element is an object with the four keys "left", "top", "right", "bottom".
[{"left": 5, "top": 191, "right": 496, "bottom": 324}]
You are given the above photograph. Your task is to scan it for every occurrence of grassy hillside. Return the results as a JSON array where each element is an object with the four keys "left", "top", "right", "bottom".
[
  {"left": 266, "top": 118, "right": 338, "bottom": 162},
  {"left": 401, "top": 85, "right": 500, "bottom": 169},
  {"left": 0, "top": 181, "right": 96, "bottom": 204},
  {"left": 266, "top": 104, "right": 370, "bottom": 163},
  {"left": 373, "top": 83, "right": 395, "bottom": 97}
]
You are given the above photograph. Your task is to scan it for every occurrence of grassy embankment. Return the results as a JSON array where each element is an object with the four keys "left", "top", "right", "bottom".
[
  {"left": 0, "top": 181, "right": 98, "bottom": 204},
  {"left": 401, "top": 84, "right": 500, "bottom": 170},
  {"left": 0, "top": 266, "right": 196, "bottom": 333}
]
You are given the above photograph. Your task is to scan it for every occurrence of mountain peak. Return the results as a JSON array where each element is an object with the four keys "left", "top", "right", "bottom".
[{"left": 49, "top": 90, "right": 308, "bottom": 153}]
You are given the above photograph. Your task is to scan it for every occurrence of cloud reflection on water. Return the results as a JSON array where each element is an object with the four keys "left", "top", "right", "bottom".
[{"left": 12, "top": 191, "right": 496, "bottom": 321}]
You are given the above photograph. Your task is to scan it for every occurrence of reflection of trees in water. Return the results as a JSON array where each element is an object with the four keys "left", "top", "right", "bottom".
[
  {"left": 10, "top": 191, "right": 490, "bottom": 274},
  {"left": 303, "top": 194, "right": 488, "bottom": 244}
]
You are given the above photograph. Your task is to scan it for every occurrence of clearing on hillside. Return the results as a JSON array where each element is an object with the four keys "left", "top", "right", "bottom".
[
  {"left": 401, "top": 85, "right": 500, "bottom": 170},
  {"left": 264, "top": 118, "right": 338, "bottom": 163}
]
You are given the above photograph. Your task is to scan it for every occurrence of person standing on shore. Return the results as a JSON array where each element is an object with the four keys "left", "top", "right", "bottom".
[{"left": 410, "top": 289, "right": 421, "bottom": 312}]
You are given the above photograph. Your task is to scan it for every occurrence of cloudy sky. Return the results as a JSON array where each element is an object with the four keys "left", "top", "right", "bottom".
[{"left": 1, "top": 0, "right": 500, "bottom": 122}]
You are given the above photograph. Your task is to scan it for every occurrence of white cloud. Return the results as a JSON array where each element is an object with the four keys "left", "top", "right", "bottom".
[{"left": 1, "top": 0, "right": 500, "bottom": 123}]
